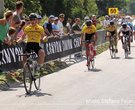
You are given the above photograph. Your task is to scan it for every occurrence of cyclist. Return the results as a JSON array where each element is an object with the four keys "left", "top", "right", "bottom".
[
  {"left": 118, "top": 23, "right": 133, "bottom": 54},
  {"left": 105, "top": 21, "right": 118, "bottom": 53},
  {"left": 19, "top": 13, "right": 45, "bottom": 68},
  {"left": 81, "top": 20, "right": 97, "bottom": 66}
]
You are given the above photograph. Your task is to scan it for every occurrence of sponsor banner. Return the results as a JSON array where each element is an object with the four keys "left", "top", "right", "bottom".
[
  {"left": 1, "top": 31, "right": 106, "bottom": 71},
  {"left": 1, "top": 44, "right": 24, "bottom": 71},
  {"left": 1, "top": 34, "right": 81, "bottom": 71},
  {"left": 44, "top": 34, "right": 81, "bottom": 61}
]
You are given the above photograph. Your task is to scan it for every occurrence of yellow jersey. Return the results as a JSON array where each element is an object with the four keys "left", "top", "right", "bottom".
[
  {"left": 106, "top": 25, "right": 117, "bottom": 32},
  {"left": 82, "top": 25, "right": 97, "bottom": 34},
  {"left": 24, "top": 24, "right": 44, "bottom": 43}
]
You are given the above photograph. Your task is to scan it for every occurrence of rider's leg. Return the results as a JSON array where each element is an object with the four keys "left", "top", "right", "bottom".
[
  {"left": 38, "top": 49, "right": 45, "bottom": 65},
  {"left": 85, "top": 43, "right": 89, "bottom": 66},
  {"left": 128, "top": 37, "right": 131, "bottom": 53},
  {"left": 114, "top": 36, "right": 118, "bottom": 52},
  {"left": 121, "top": 36, "right": 124, "bottom": 48}
]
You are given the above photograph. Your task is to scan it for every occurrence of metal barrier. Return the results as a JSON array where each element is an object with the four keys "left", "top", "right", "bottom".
[{"left": 1, "top": 30, "right": 106, "bottom": 72}]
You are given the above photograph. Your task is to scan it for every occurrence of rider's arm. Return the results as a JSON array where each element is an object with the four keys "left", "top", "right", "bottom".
[
  {"left": 118, "top": 31, "right": 121, "bottom": 39},
  {"left": 80, "top": 33, "right": 85, "bottom": 45},
  {"left": 16, "top": 33, "right": 26, "bottom": 43}
]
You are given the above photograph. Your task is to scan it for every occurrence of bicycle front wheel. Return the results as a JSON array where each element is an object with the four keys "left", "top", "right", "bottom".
[
  {"left": 23, "top": 62, "right": 32, "bottom": 94},
  {"left": 33, "top": 62, "right": 41, "bottom": 90}
]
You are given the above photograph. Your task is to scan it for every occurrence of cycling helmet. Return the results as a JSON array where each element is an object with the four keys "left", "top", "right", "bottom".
[
  {"left": 122, "top": 23, "right": 127, "bottom": 29},
  {"left": 110, "top": 21, "right": 114, "bottom": 25},
  {"left": 85, "top": 20, "right": 92, "bottom": 26},
  {"left": 37, "top": 15, "right": 42, "bottom": 19},
  {"left": 105, "top": 15, "right": 109, "bottom": 18},
  {"left": 29, "top": 13, "right": 37, "bottom": 20}
]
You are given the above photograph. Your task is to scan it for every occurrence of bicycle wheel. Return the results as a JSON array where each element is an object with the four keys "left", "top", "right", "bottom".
[
  {"left": 110, "top": 49, "right": 116, "bottom": 59},
  {"left": 32, "top": 61, "right": 41, "bottom": 90},
  {"left": 90, "top": 58, "right": 95, "bottom": 69},
  {"left": 109, "top": 40, "right": 116, "bottom": 59},
  {"left": 124, "top": 44, "right": 128, "bottom": 58},
  {"left": 87, "top": 57, "right": 91, "bottom": 70},
  {"left": 87, "top": 44, "right": 95, "bottom": 70},
  {"left": 23, "top": 62, "right": 32, "bottom": 94}
]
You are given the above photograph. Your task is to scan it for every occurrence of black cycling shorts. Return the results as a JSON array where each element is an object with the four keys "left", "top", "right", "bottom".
[
  {"left": 24, "top": 42, "right": 42, "bottom": 55},
  {"left": 110, "top": 31, "right": 116, "bottom": 36},
  {"left": 122, "top": 31, "right": 130, "bottom": 36},
  {"left": 85, "top": 33, "right": 95, "bottom": 41}
]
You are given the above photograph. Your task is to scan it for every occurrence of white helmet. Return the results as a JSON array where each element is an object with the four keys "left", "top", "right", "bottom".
[{"left": 84, "top": 16, "right": 89, "bottom": 21}]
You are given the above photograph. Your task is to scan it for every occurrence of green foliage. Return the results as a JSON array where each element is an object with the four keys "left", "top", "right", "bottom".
[
  {"left": 39, "top": 0, "right": 98, "bottom": 19},
  {"left": 128, "top": 1, "right": 135, "bottom": 14},
  {"left": 96, "top": 23, "right": 103, "bottom": 30},
  {"left": 95, "top": 0, "right": 127, "bottom": 16},
  {"left": 4, "top": 0, "right": 42, "bottom": 15}
]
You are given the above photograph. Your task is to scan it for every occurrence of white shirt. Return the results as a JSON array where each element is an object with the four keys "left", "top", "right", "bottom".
[
  {"left": 103, "top": 19, "right": 110, "bottom": 28},
  {"left": 57, "top": 20, "right": 64, "bottom": 35},
  {"left": 119, "top": 25, "right": 132, "bottom": 33}
]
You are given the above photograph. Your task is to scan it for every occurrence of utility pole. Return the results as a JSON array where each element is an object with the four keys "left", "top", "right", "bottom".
[{"left": 0, "top": 0, "right": 4, "bottom": 18}]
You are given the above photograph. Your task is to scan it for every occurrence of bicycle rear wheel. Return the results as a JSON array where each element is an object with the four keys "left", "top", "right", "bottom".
[
  {"left": 90, "top": 58, "right": 95, "bottom": 69},
  {"left": 32, "top": 61, "right": 41, "bottom": 90},
  {"left": 23, "top": 62, "right": 32, "bottom": 94},
  {"left": 109, "top": 44, "right": 116, "bottom": 59}
]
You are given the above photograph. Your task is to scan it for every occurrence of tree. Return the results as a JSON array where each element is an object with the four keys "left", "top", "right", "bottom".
[
  {"left": 0, "top": 0, "right": 4, "bottom": 18},
  {"left": 128, "top": 1, "right": 135, "bottom": 14},
  {"left": 95, "top": 0, "right": 126, "bottom": 16},
  {"left": 4, "top": 0, "right": 42, "bottom": 15}
]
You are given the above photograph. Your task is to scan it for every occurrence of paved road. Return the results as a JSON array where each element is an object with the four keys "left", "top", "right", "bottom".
[{"left": 1, "top": 40, "right": 135, "bottom": 110}]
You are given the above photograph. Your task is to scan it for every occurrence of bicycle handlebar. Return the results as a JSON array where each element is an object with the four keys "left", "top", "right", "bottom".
[{"left": 18, "top": 52, "right": 36, "bottom": 57}]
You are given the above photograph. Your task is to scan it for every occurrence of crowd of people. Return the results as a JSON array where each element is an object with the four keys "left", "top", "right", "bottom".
[{"left": 0, "top": 1, "right": 135, "bottom": 72}]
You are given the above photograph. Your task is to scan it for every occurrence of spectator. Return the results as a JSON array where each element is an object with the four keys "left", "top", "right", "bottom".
[
  {"left": 43, "top": 15, "right": 54, "bottom": 36},
  {"left": 11, "top": 1, "right": 24, "bottom": 29},
  {"left": 57, "top": 13, "right": 65, "bottom": 36},
  {"left": 11, "top": 1, "right": 24, "bottom": 41},
  {"left": 91, "top": 15, "right": 100, "bottom": 27},
  {"left": 0, "top": 10, "right": 13, "bottom": 72},
  {"left": 37, "top": 14, "right": 42, "bottom": 24},
  {"left": 81, "top": 16, "right": 90, "bottom": 29},
  {"left": 52, "top": 17, "right": 60, "bottom": 36},
  {"left": 72, "top": 18, "right": 81, "bottom": 34},
  {"left": 66, "top": 18, "right": 72, "bottom": 34},
  {"left": 103, "top": 15, "right": 110, "bottom": 28},
  {"left": 4, "top": 27, "right": 16, "bottom": 45},
  {"left": 16, "top": 20, "right": 26, "bottom": 42}
]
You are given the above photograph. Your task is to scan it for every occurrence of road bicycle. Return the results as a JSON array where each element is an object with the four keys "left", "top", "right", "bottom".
[
  {"left": 19, "top": 52, "right": 41, "bottom": 94},
  {"left": 84, "top": 40, "right": 95, "bottom": 70},
  {"left": 123, "top": 34, "right": 130, "bottom": 58},
  {"left": 109, "top": 34, "right": 117, "bottom": 59}
]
